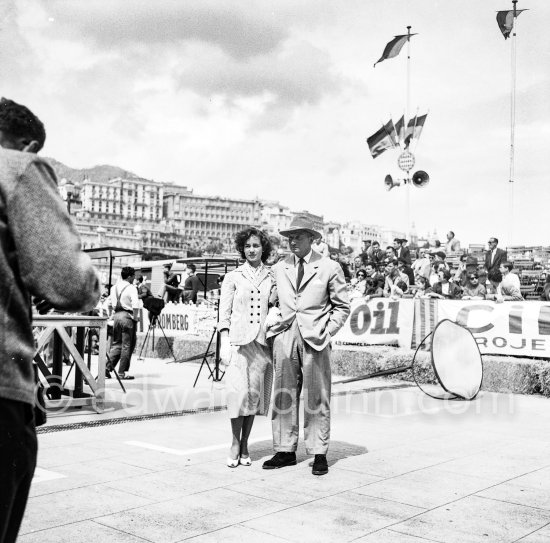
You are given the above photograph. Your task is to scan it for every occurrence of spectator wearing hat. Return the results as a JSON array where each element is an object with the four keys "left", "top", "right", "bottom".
[
  {"left": 393, "top": 238, "right": 411, "bottom": 266},
  {"left": 263, "top": 214, "right": 350, "bottom": 476},
  {"left": 462, "top": 272, "right": 486, "bottom": 300}
]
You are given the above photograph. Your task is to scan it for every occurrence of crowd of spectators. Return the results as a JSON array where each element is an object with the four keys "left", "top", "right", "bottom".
[{"left": 332, "top": 233, "right": 545, "bottom": 303}]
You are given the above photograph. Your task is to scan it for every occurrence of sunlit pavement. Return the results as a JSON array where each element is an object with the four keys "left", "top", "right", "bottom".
[{"left": 19, "top": 357, "right": 550, "bottom": 542}]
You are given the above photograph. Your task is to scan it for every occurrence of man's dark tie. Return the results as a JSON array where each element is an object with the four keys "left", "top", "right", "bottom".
[{"left": 296, "top": 258, "right": 304, "bottom": 290}]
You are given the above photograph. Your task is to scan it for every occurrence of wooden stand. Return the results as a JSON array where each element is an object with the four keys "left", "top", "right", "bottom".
[{"left": 33, "top": 315, "right": 108, "bottom": 413}]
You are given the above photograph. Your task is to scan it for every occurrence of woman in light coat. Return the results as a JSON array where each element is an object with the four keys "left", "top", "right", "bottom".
[{"left": 218, "top": 227, "right": 273, "bottom": 467}]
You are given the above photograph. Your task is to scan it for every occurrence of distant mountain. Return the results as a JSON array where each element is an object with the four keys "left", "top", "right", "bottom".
[{"left": 45, "top": 157, "right": 146, "bottom": 185}]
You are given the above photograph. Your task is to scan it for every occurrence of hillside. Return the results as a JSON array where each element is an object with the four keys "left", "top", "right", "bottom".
[{"left": 45, "top": 157, "right": 145, "bottom": 184}]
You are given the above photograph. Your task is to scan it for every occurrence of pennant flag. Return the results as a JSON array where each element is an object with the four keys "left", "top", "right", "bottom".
[
  {"left": 404, "top": 116, "right": 416, "bottom": 148},
  {"left": 496, "top": 9, "right": 527, "bottom": 39},
  {"left": 395, "top": 115, "right": 405, "bottom": 144},
  {"left": 366, "top": 120, "right": 397, "bottom": 158},
  {"left": 403, "top": 113, "right": 428, "bottom": 148},
  {"left": 412, "top": 113, "right": 427, "bottom": 141},
  {"left": 374, "top": 33, "right": 417, "bottom": 67}
]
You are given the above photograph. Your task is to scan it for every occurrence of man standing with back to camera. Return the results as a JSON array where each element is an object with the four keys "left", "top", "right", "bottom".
[
  {"left": 263, "top": 215, "right": 350, "bottom": 476},
  {"left": 0, "top": 98, "right": 100, "bottom": 543}
]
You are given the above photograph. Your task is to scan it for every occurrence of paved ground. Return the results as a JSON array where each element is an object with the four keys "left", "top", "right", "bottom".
[{"left": 20, "top": 358, "right": 550, "bottom": 542}]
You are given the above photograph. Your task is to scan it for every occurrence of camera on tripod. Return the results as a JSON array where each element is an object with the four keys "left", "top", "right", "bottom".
[{"left": 143, "top": 297, "right": 165, "bottom": 324}]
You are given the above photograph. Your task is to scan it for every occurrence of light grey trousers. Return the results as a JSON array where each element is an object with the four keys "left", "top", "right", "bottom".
[{"left": 271, "top": 320, "right": 332, "bottom": 455}]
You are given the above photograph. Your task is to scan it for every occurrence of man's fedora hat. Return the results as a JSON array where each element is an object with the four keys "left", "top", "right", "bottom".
[{"left": 279, "top": 214, "right": 322, "bottom": 240}]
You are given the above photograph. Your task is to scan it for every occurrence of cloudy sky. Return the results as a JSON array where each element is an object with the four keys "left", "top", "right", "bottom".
[{"left": 2, "top": 0, "right": 549, "bottom": 246}]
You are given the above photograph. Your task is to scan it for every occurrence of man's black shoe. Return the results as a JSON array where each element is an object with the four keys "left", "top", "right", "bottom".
[
  {"left": 262, "top": 452, "right": 297, "bottom": 470},
  {"left": 105, "top": 369, "right": 112, "bottom": 379},
  {"left": 312, "top": 454, "right": 328, "bottom": 476}
]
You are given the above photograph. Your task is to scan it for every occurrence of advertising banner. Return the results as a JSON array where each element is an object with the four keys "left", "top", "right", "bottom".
[
  {"left": 333, "top": 298, "right": 414, "bottom": 350},
  {"left": 431, "top": 301, "right": 550, "bottom": 357},
  {"left": 137, "top": 303, "right": 199, "bottom": 336}
]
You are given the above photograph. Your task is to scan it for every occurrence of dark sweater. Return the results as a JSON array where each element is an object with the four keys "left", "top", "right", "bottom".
[{"left": 0, "top": 149, "right": 100, "bottom": 405}]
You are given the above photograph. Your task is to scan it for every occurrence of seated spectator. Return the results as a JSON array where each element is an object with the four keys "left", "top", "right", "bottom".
[
  {"left": 364, "top": 277, "right": 384, "bottom": 300},
  {"left": 499, "top": 261, "right": 521, "bottom": 293},
  {"left": 350, "top": 269, "right": 368, "bottom": 300},
  {"left": 433, "top": 250, "right": 450, "bottom": 270},
  {"left": 385, "top": 246, "right": 397, "bottom": 264},
  {"left": 486, "top": 268, "right": 523, "bottom": 302},
  {"left": 452, "top": 254, "right": 469, "bottom": 286},
  {"left": 397, "top": 257, "right": 415, "bottom": 285},
  {"left": 461, "top": 272, "right": 486, "bottom": 300},
  {"left": 428, "top": 268, "right": 462, "bottom": 299},
  {"left": 384, "top": 259, "right": 409, "bottom": 299},
  {"left": 412, "top": 247, "right": 431, "bottom": 281},
  {"left": 413, "top": 275, "right": 433, "bottom": 298},
  {"left": 428, "top": 256, "right": 440, "bottom": 286},
  {"left": 353, "top": 255, "right": 365, "bottom": 273},
  {"left": 369, "top": 241, "right": 385, "bottom": 266},
  {"left": 445, "top": 231, "right": 461, "bottom": 253}
]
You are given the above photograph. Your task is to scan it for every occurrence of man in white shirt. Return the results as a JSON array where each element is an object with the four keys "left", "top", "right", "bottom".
[
  {"left": 445, "top": 231, "right": 461, "bottom": 253},
  {"left": 498, "top": 261, "right": 522, "bottom": 301},
  {"left": 107, "top": 266, "right": 140, "bottom": 380},
  {"left": 412, "top": 247, "right": 431, "bottom": 280}
]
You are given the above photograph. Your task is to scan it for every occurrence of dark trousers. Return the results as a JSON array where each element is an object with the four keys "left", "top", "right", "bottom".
[
  {"left": 0, "top": 398, "right": 37, "bottom": 543},
  {"left": 107, "top": 311, "right": 136, "bottom": 374}
]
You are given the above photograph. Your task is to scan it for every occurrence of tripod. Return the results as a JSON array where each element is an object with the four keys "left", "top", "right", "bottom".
[
  {"left": 137, "top": 312, "right": 177, "bottom": 364},
  {"left": 191, "top": 325, "right": 225, "bottom": 387}
]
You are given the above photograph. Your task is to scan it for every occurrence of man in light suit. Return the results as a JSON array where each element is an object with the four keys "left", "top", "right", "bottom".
[
  {"left": 485, "top": 237, "right": 507, "bottom": 275},
  {"left": 263, "top": 215, "right": 350, "bottom": 476}
]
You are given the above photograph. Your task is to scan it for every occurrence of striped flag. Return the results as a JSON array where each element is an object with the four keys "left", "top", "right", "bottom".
[
  {"left": 404, "top": 113, "right": 428, "bottom": 148},
  {"left": 366, "top": 120, "right": 397, "bottom": 159},
  {"left": 411, "top": 298, "right": 438, "bottom": 350},
  {"left": 404, "top": 116, "right": 416, "bottom": 148},
  {"left": 395, "top": 115, "right": 405, "bottom": 144},
  {"left": 496, "top": 9, "right": 527, "bottom": 39},
  {"left": 374, "top": 33, "right": 417, "bottom": 67}
]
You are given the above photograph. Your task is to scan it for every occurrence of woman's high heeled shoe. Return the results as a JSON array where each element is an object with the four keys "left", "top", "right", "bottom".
[
  {"left": 227, "top": 456, "right": 239, "bottom": 468},
  {"left": 239, "top": 455, "right": 252, "bottom": 466}
]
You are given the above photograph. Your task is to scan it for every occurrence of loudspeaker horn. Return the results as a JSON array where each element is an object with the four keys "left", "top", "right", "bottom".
[
  {"left": 384, "top": 174, "right": 401, "bottom": 191},
  {"left": 412, "top": 170, "right": 429, "bottom": 188}
]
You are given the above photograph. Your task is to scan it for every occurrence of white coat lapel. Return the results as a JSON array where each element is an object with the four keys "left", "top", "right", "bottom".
[{"left": 283, "top": 257, "right": 296, "bottom": 292}]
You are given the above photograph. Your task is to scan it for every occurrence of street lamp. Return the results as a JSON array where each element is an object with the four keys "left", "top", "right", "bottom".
[{"left": 65, "top": 182, "right": 75, "bottom": 214}]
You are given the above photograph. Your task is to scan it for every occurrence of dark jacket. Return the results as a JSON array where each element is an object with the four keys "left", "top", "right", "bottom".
[
  {"left": 432, "top": 281, "right": 462, "bottom": 299},
  {"left": 484, "top": 248, "right": 507, "bottom": 274}
]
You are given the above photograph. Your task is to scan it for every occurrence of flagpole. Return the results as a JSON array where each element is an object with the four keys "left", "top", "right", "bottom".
[
  {"left": 508, "top": 0, "right": 518, "bottom": 247},
  {"left": 406, "top": 25, "right": 412, "bottom": 240}
]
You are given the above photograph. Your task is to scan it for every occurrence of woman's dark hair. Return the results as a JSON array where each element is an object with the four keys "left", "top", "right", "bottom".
[
  {"left": 417, "top": 275, "right": 429, "bottom": 287},
  {"left": 356, "top": 270, "right": 366, "bottom": 278},
  {"left": 439, "top": 268, "right": 452, "bottom": 281},
  {"left": 235, "top": 227, "right": 272, "bottom": 263}
]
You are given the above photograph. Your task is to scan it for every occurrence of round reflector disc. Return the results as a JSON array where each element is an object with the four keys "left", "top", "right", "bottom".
[{"left": 430, "top": 319, "right": 483, "bottom": 400}]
